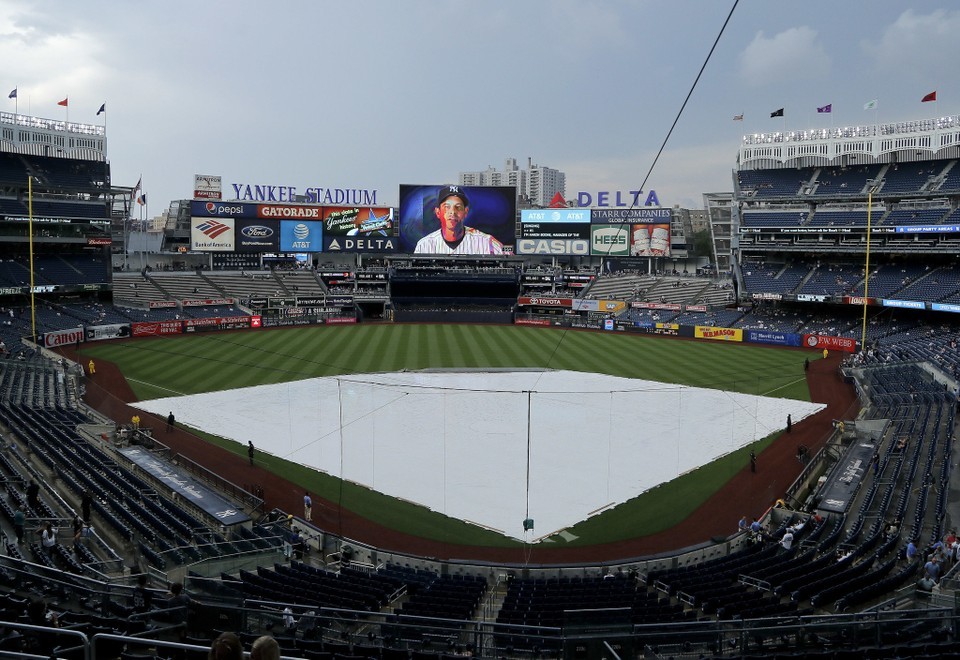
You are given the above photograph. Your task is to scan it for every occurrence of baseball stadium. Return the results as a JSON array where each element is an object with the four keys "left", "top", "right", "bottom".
[{"left": 3, "top": 82, "right": 960, "bottom": 660}]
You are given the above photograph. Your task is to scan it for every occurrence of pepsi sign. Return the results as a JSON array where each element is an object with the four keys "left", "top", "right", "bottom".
[{"left": 190, "top": 200, "right": 257, "bottom": 218}]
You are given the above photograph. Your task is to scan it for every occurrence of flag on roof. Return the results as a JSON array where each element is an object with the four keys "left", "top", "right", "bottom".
[
  {"left": 921, "top": 91, "right": 937, "bottom": 103},
  {"left": 864, "top": 99, "right": 878, "bottom": 111},
  {"left": 137, "top": 193, "right": 147, "bottom": 206},
  {"left": 7, "top": 88, "right": 15, "bottom": 100},
  {"left": 131, "top": 176, "right": 142, "bottom": 207},
  {"left": 770, "top": 108, "right": 784, "bottom": 118},
  {"left": 817, "top": 104, "right": 832, "bottom": 113},
  {"left": 58, "top": 97, "right": 68, "bottom": 107},
  {"left": 97, "top": 103, "right": 105, "bottom": 116}
]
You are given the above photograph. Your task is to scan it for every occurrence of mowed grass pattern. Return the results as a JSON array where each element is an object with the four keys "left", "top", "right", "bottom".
[{"left": 84, "top": 325, "right": 812, "bottom": 548}]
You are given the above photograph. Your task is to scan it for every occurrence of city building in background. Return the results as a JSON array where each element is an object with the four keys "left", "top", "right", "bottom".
[{"left": 459, "top": 158, "right": 566, "bottom": 208}]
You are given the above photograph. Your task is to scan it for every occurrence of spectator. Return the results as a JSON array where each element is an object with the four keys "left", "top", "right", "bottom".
[
  {"left": 13, "top": 507, "right": 24, "bottom": 544},
  {"left": 131, "top": 574, "right": 153, "bottom": 616},
  {"left": 924, "top": 557, "right": 941, "bottom": 583},
  {"left": 251, "top": 635, "right": 281, "bottom": 660},
  {"left": 26, "top": 480, "right": 40, "bottom": 510},
  {"left": 906, "top": 539, "right": 919, "bottom": 562},
  {"left": 38, "top": 522, "right": 57, "bottom": 555},
  {"left": 81, "top": 489, "right": 93, "bottom": 523},
  {"left": 166, "top": 582, "right": 194, "bottom": 626},
  {"left": 781, "top": 529, "right": 795, "bottom": 551},
  {"left": 209, "top": 631, "right": 243, "bottom": 660}
]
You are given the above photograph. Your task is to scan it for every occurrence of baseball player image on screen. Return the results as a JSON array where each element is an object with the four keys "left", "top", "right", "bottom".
[{"left": 414, "top": 185, "right": 504, "bottom": 255}]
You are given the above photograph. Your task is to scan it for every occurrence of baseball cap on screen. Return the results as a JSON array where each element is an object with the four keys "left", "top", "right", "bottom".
[{"left": 436, "top": 185, "right": 468, "bottom": 207}]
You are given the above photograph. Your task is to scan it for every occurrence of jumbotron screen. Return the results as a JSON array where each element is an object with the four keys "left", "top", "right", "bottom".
[{"left": 398, "top": 184, "right": 516, "bottom": 255}]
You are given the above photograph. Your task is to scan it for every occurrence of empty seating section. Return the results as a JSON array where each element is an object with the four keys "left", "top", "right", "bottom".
[
  {"left": 895, "top": 266, "right": 960, "bottom": 302},
  {"left": 849, "top": 264, "right": 928, "bottom": 299},
  {"left": 812, "top": 165, "right": 882, "bottom": 196},
  {"left": 940, "top": 162, "right": 960, "bottom": 192},
  {"left": 740, "top": 261, "right": 808, "bottom": 293},
  {"left": 807, "top": 209, "right": 870, "bottom": 227},
  {"left": 146, "top": 272, "right": 223, "bottom": 300},
  {"left": 879, "top": 161, "right": 943, "bottom": 195},
  {"left": 741, "top": 210, "right": 809, "bottom": 227},
  {"left": 0, "top": 255, "right": 109, "bottom": 286},
  {"left": 736, "top": 168, "right": 806, "bottom": 198},
  {"left": 797, "top": 263, "right": 861, "bottom": 296},
  {"left": 881, "top": 207, "right": 949, "bottom": 226}
]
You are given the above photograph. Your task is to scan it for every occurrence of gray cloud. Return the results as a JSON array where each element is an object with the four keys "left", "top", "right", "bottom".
[{"left": 739, "top": 27, "right": 830, "bottom": 85}]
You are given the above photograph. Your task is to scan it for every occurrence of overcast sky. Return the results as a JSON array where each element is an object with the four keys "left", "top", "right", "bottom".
[{"left": 2, "top": 1, "right": 957, "bottom": 211}]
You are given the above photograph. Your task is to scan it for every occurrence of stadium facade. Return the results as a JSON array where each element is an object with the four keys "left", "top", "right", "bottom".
[{"left": 1, "top": 109, "right": 960, "bottom": 658}]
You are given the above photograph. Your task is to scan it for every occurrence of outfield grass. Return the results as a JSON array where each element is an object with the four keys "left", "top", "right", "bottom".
[{"left": 84, "top": 324, "right": 812, "bottom": 547}]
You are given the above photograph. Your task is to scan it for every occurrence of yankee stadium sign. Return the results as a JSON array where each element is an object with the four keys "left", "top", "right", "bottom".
[{"left": 231, "top": 182, "right": 378, "bottom": 205}]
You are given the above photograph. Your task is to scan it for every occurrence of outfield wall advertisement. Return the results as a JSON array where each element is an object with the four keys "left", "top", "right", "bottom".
[
  {"left": 694, "top": 326, "right": 743, "bottom": 342},
  {"left": 132, "top": 321, "right": 183, "bottom": 337},
  {"left": 43, "top": 327, "right": 84, "bottom": 348},
  {"left": 85, "top": 324, "right": 131, "bottom": 342},
  {"left": 745, "top": 330, "right": 802, "bottom": 347},
  {"left": 184, "top": 316, "right": 252, "bottom": 332},
  {"left": 803, "top": 334, "right": 857, "bottom": 353}
]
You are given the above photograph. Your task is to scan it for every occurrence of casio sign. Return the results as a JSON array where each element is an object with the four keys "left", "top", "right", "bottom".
[
  {"left": 241, "top": 225, "right": 274, "bottom": 238},
  {"left": 517, "top": 239, "right": 589, "bottom": 255}
]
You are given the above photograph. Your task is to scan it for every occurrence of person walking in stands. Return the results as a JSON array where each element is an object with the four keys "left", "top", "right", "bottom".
[
  {"left": 81, "top": 489, "right": 93, "bottom": 523},
  {"left": 781, "top": 529, "right": 795, "bottom": 551},
  {"left": 131, "top": 573, "right": 153, "bottom": 616},
  {"left": 87, "top": 359, "right": 96, "bottom": 375},
  {"left": 924, "top": 556, "right": 941, "bottom": 583},
  {"left": 166, "top": 411, "right": 175, "bottom": 432},
  {"left": 165, "top": 582, "right": 195, "bottom": 629},
  {"left": 38, "top": 522, "right": 57, "bottom": 555},
  {"left": 13, "top": 507, "right": 25, "bottom": 544},
  {"left": 248, "top": 441, "right": 255, "bottom": 466},
  {"left": 906, "top": 539, "right": 919, "bottom": 562},
  {"left": 749, "top": 450, "right": 757, "bottom": 473},
  {"left": 26, "top": 479, "right": 40, "bottom": 510},
  {"left": 304, "top": 491, "right": 312, "bottom": 522}
]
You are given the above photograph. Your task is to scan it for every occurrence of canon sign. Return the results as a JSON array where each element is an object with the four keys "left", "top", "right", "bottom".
[{"left": 43, "top": 328, "right": 84, "bottom": 348}]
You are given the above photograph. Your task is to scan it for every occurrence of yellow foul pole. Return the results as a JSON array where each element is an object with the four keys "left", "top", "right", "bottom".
[
  {"left": 28, "top": 176, "right": 37, "bottom": 344},
  {"left": 860, "top": 191, "right": 872, "bottom": 353}
]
